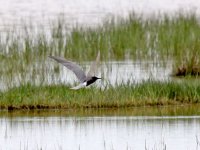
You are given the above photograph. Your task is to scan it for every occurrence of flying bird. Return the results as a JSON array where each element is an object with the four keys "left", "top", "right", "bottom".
[{"left": 49, "top": 51, "right": 101, "bottom": 90}]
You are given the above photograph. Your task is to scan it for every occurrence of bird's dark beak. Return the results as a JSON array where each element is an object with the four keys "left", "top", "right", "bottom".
[{"left": 97, "top": 77, "right": 101, "bottom": 80}]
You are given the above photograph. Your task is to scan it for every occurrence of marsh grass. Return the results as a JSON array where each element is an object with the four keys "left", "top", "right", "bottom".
[
  {"left": 1, "top": 12, "right": 200, "bottom": 92},
  {"left": 0, "top": 80, "right": 200, "bottom": 110},
  {"left": 1, "top": 13, "right": 200, "bottom": 60},
  {"left": 174, "top": 48, "right": 200, "bottom": 76}
]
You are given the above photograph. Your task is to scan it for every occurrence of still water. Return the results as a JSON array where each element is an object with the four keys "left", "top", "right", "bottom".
[
  {"left": 1, "top": 60, "right": 172, "bottom": 91},
  {"left": 1, "top": 106, "right": 200, "bottom": 150},
  {"left": 0, "top": 0, "right": 200, "bottom": 28},
  {"left": 1, "top": 1, "right": 200, "bottom": 150},
  {"left": 55, "top": 60, "right": 172, "bottom": 87}
]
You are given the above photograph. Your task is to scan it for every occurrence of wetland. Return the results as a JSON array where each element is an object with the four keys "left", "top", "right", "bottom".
[{"left": 1, "top": 0, "right": 200, "bottom": 149}]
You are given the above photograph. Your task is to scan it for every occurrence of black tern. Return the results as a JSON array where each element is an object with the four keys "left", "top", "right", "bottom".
[{"left": 49, "top": 51, "right": 101, "bottom": 90}]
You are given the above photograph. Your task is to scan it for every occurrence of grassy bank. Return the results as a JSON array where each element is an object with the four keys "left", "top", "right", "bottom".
[
  {"left": 0, "top": 80, "right": 200, "bottom": 110},
  {"left": 1, "top": 104, "right": 200, "bottom": 116}
]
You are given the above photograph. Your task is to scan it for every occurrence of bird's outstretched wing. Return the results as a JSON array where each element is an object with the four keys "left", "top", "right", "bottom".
[
  {"left": 87, "top": 51, "right": 100, "bottom": 77},
  {"left": 49, "top": 56, "right": 86, "bottom": 83},
  {"left": 70, "top": 83, "right": 86, "bottom": 90}
]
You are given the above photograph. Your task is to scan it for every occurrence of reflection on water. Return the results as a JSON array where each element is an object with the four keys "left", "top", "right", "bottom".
[
  {"left": 0, "top": 115, "right": 200, "bottom": 149},
  {"left": 0, "top": 106, "right": 200, "bottom": 150}
]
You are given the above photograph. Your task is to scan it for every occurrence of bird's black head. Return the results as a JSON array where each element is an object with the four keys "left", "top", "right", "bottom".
[
  {"left": 92, "top": 76, "right": 101, "bottom": 81},
  {"left": 86, "top": 76, "right": 101, "bottom": 86}
]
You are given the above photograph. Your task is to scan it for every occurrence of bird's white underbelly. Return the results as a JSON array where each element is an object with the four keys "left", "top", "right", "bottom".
[{"left": 70, "top": 82, "right": 87, "bottom": 90}]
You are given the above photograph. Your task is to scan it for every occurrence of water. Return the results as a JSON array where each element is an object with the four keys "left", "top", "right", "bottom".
[
  {"left": 0, "top": 0, "right": 200, "bottom": 28},
  {"left": 0, "top": 1, "right": 200, "bottom": 149},
  {"left": 60, "top": 60, "right": 172, "bottom": 87},
  {"left": 0, "top": 60, "right": 172, "bottom": 90},
  {"left": 1, "top": 106, "right": 200, "bottom": 150}
]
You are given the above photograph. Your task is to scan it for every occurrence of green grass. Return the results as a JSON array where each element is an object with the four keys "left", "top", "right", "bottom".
[{"left": 0, "top": 80, "right": 200, "bottom": 110}]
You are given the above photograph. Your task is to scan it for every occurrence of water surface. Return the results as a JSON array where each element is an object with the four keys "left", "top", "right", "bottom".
[
  {"left": 1, "top": 0, "right": 200, "bottom": 28},
  {"left": 0, "top": 60, "right": 172, "bottom": 90},
  {"left": 1, "top": 106, "right": 200, "bottom": 150}
]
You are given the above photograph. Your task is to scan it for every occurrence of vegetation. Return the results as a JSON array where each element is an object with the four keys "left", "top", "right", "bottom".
[
  {"left": 1, "top": 12, "right": 200, "bottom": 109},
  {"left": 0, "top": 80, "right": 200, "bottom": 110},
  {"left": 0, "top": 13, "right": 200, "bottom": 77},
  {"left": 174, "top": 49, "right": 200, "bottom": 76}
]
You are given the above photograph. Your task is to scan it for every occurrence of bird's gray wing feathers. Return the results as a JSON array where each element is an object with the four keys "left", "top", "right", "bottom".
[
  {"left": 87, "top": 51, "right": 100, "bottom": 77},
  {"left": 49, "top": 56, "right": 86, "bottom": 82}
]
